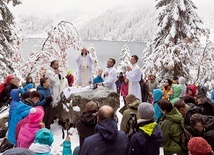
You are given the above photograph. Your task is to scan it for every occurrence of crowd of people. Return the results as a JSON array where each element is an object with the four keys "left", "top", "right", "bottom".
[{"left": 0, "top": 50, "right": 214, "bottom": 155}]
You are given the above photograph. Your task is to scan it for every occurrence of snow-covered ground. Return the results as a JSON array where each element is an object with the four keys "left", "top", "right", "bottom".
[{"left": 0, "top": 96, "right": 164, "bottom": 155}]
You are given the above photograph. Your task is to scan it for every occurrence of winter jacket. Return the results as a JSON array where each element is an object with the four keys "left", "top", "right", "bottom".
[
  {"left": 63, "top": 140, "right": 72, "bottom": 155},
  {"left": 169, "top": 84, "right": 182, "bottom": 104},
  {"left": 8, "top": 89, "right": 20, "bottom": 124},
  {"left": 66, "top": 74, "right": 74, "bottom": 87},
  {"left": 153, "top": 89, "right": 163, "bottom": 122},
  {"left": 178, "top": 77, "right": 186, "bottom": 97},
  {"left": 120, "top": 99, "right": 141, "bottom": 135},
  {"left": 29, "top": 128, "right": 54, "bottom": 155},
  {"left": 120, "top": 82, "right": 128, "bottom": 97},
  {"left": 160, "top": 107, "right": 183, "bottom": 154},
  {"left": 0, "top": 83, "right": 18, "bottom": 104},
  {"left": 80, "top": 118, "right": 128, "bottom": 155},
  {"left": 211, "top": 89, "right": 214, "bottom": 103},
  {"left": 200, "top": 115, "right": 214, "bottom": 150},
  {"left": 36, "top": 84, "right": 51, "bottom": 106},
  {"left": 139, "top": 78, "right": 149, "bottom": 102},
  {"left": 17, "top": 123, "right": 42, "bottom": 148},
  {"left": 16, "top": 117, "right": 29, "bottom": 141},
  {"left": 128, "top": 120, "right": 162, "bottom": 155},
  {"left": 8, "top": 101, "right": 31, "bottom": 145},
  {"left": 20, "top": 83, "right": 34, "bottom": 95},
  {"left": 93, "top": 76, "right": 104, "bottom": 84},
  {"left": 197, "top": 96, "right": 214, "bottom": 116},
  {"left": 76, "top": 111, "right": 97, "bottom": 151},
  {"left": 162, "top": 85, "right": 172, "bottom": 100}
]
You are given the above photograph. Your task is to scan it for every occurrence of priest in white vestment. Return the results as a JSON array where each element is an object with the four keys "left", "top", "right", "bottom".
[
  {"left": 126, "top": 55, "right": 142, "bottom": 101},
  {"left": 98, "top": 58, "right": 117, "bottom": 91}
]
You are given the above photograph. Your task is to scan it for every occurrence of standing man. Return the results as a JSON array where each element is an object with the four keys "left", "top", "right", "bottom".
[
  {"left": 98, "top": 58, "right": 117, "bottom": 91},
  {"left": 45, "top": 60, "right": 61, "bottom": 129},
  {"left": 126, "top": 55, "right": 142, "bottom": 101},
  {"left": 80, "top": 105, "right": 128, "bottom": 155}
]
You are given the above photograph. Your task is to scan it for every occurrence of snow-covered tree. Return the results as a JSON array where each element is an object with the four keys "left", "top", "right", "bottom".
[
  {"left": 0, "top": 0, "right": 23, "bottom": 82},
  {"left": 117, "top": 44, "right": 132, "bottom": 73},
  {"left": 88, "top": 47, "right": 99, "bottom": 78},
  {"left": 142, "top": 0, "right": 208, "bottom": 80},
  {"left": 20, "top": 21, "right": 83, "bottom": 83}
]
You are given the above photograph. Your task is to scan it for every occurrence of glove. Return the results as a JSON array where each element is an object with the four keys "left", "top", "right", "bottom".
[{"left": 46, "top": 95, "right": 53, "bottom": 103}]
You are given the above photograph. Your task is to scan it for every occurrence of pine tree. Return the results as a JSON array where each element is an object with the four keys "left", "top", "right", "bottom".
[
  {"left": 0, "top": 0, "right": 23, "bottom": 82},
  {"left": 20, "top": 21, "right": 83, "bottom": 83},
  {"left": 142, "top": 0, "right": 208, "bottom": 80},
  {"left": 117, "top": 44, "right": 132, "bottom": 73}
]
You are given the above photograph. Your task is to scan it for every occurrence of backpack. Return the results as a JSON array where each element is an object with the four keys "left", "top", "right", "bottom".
[
  {"left": 126, "top": 112, "right": 138, "bottom": 140},
  {"left": 171, "top": 124, "right": 192, "bottom": 151},
  {"left": 0, "top": 138, "right": 14, "bottom": 153}
]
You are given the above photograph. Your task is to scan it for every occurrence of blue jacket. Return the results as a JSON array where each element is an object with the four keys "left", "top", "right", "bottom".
[
  {"left": 93, "top": 76, "right": 104, "bottom": 84},
  {"left": 9, "top": 89, "right": 20, "bottom": 124},
  {"left": 153, "top": 89, "right": 163, "bottom": 122},
  {"left": 8, "top": 101, "right": 31, "bottom": 145},
  {"left": 63, "top": 141, "right": 72, "bottom": 155},
  {"left": 128, "top": 120, "right": 162, "bottom": 155},
  {"left": 80, "top": 118, "right": 128, "bottom": 155},
  {"left": 211, "top": 89, "right": 214, "bottom": 103},
  {"left": 36, "top": 85, "right": 51, "bottom": 106}
]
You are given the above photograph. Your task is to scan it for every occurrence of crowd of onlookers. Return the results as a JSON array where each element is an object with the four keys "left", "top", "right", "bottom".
[{"left": 1, "top": 64, "right": 214, "bottom": 155}]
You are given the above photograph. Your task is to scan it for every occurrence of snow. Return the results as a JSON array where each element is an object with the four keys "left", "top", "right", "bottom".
[{"left": 0, "top": 96, "right": 164, "bottom": 155}]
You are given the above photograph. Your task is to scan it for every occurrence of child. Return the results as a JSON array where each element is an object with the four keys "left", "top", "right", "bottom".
[
  {"left": 17, "top": 106, "right": 45, "bottom": 148},
  {"left": 29, "top": 128, "right": 72, "bottom": 155}
]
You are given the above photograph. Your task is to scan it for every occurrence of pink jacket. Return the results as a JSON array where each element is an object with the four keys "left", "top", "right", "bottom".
[
  {"left": 17, "top": 123, "right": 42, "bottom": 148},
  {"left": 121, "top": 82, "right": 128, "bottom": 97}
]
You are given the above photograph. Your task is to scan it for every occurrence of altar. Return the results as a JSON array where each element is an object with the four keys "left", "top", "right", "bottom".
[{"left": 56, "top": 86, "right": 120, "bottom": 126}]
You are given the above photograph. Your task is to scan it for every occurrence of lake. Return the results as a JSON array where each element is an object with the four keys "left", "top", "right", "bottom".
[{"left": 20, "top": 38, "right": 147, "bottom": 73}]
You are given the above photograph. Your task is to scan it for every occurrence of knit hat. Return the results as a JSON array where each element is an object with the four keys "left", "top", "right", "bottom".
[
  {"left": 138, "top": 102, "right": 154, "bottom": 121},
  {"left": 67, "top": 70, "right": 72, "bottom": 74},
  {"left": 29, "top": 106, "right": 44, "bottom": 124},
  {"left": 188, "top": 137, "right": 212, "bottom": 155},
  {"left": 34, "top": 128, "right": 54, "bottom": 146}
]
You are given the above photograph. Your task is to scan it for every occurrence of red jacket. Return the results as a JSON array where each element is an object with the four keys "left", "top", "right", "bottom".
[
  {"left": 66, "top": 74, "right": 74, "bottom": 87},
  {"left": 121, "top": 82, "right": 128, "bottom": 97}
]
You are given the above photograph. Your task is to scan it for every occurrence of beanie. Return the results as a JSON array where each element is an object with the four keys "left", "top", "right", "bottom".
[
  {"left": 29, "top": 106, "right": 44, "bottom": 124},
  {"left": 67, "top": 70, "right": 72, "bottom": 74},
  {"left": 188, "top": 137, "right": 212, "bottom": 155},
  {"left": 34, "top": 128, "right": 54, "bottom": 146},
  {"left": 138, "top": 102, "right": 154, "bottom": 121}
]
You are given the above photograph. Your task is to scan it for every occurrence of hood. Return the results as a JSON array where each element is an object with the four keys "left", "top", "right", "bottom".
[
  {"left": 15, "top": 101, "right": 31, "bottom": 114},
  {"left": 171, "top": 84, "right": 182, "bottom": 98},
  {"left": 10, "top": 89, "right": 20, "bottom": 102},
  {"left": 3, "top": 148, "right": 35, "bottom": 155},
  {"left": 153, "top": 89, "right": 163, "bottom": 103},
  {"left": 96, "top": 118, "right": 118, "bottom": 141},
  {"left": 80, "top": 112, "right": 97, "bottom": 125},
  {"left": 196, "top": 86, "right": 208, "bottom": 98},
  {"left": 5, "top": 75, "right": 14, "bottom": 84},
  {"left": 165, "top": 107, "right": 182, "bottom": 124},
  {"left": 178, "top": 77, "right": 186, "bottom": 85},
  {"left": 187, "top": 84, "right": 197, "bottom": 96},
  {"left": 128, "top": 98, "right": 142, "bottom": 110}
]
